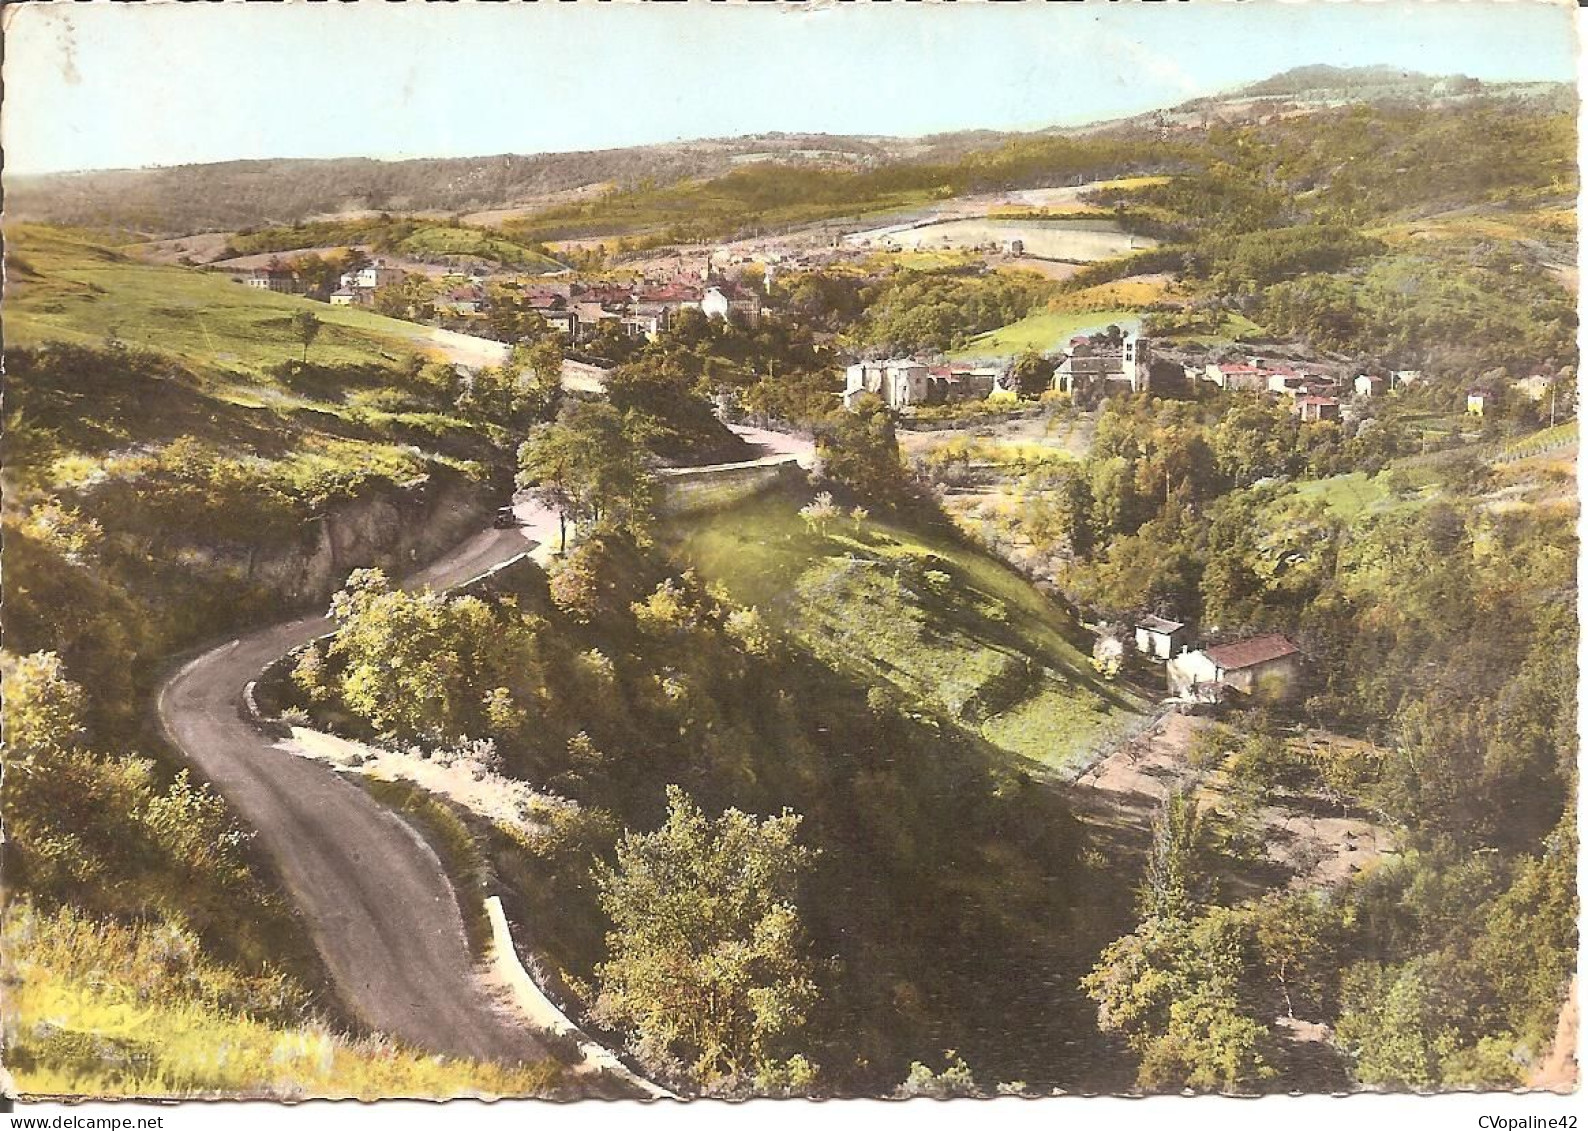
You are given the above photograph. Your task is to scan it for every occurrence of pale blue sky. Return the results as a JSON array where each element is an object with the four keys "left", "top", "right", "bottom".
[{"left": 3, "top": 0, "right": 1577, "bottom": 176}]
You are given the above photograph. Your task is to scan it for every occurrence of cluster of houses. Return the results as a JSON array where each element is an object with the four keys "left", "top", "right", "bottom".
[
  {"left": 242, "top": 251, "right": 769, "bottom": 344},
  {"left": 506, "top": 272, "right": 766, "bottom": 345},
  {"left": 1105, "top": 615, "right": 1303, "bottom": 704},
  {"left": 328, "top": 259, "right": 405, "bottom": 307},
  {"left": 1193, "top": 358, "right": 1428, "bottom": 421},
  {"left": 843, "top": 358, "right": 1015, "bottom": 409},
  {"left": 1467, "top": 372, "right": 1564, "bottom": 417}
]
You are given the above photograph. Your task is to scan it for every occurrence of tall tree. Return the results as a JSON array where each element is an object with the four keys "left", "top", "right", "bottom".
[
  {"left": 593, "top": 786, "right": 819, "bottom": 1093},
  {"left": 516, "top": 401, "right": 652, "bottom": 551}
]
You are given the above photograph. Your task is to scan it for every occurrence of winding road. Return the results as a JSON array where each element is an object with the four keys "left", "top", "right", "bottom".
[{"left": 154, "top": 425, "right": 813, "bottom": 1068}]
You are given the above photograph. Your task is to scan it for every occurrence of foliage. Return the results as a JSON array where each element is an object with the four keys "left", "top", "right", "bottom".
[
  {"left": 517, "top": 400, "right": 654, "bottom": 549},
  {"left": 1083, "top": 906, "right": 1276, "bottom": 1094},
  {"left": 851, "top": 268, "right": 1055, "bottom": 356},
  {"left": 592, "top": 786, "right": 819, "bottom": 1093},
  {"left": 812, "top": 396, "right": 909, "bottom": 504},
  {"left": 4, "top": 903, "right": 565, "bottom": 1099},
  {"left": 895, "top": 1052, "right": 983, "bottom": 1099},
  {"left": 313, "top": 569, "right": 543, "bottom": 745}
]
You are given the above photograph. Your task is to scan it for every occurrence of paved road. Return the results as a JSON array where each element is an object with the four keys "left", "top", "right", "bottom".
[
  {"left": 727, "top": 423, "right": 816, "bottom": 468},
  {"left": 154, "top": 423, "right": 810, "bottom": 1066},
  {"left": 157, "top": 508, "right": 559, "bottom": 1065}
]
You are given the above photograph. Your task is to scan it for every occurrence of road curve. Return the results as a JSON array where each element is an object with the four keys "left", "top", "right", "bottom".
[
  {"left": 154, "top": 424, "right": 814, "bottom": 1067},
  {"left": 157, "top": 520, "right": 555, "bottom": 1065}
]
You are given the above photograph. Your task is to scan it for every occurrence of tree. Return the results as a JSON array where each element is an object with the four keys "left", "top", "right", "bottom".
[
  {"left": 1010, "top": 348, "right": 1052, "bottom": 399},
  {"left": 1083, "top": 906, "right": 1276, "bottom": 1094},
  {"left": 321, "top": 569, "right": 540, "bottom": 743},
  {"left": 812, "top": 395, "right": 906, "bottom": 503},
  {"left": 516, "top": 401, "right": 652, "bottom": 551},
  {"left": 592, "top": 786, "right": 819, "bottom": 1092},
  {"left": 798, "top": 492, "right": 840, "bottom": 538},
  {"left": 2, "top": 650, "right": 89, "bottom": 760},
  {"left": 291, "top": 311, "right": 322, "bottom": 364},
  {"left": 895, "top": 1052, "right": 982, "bottom": 1098}
]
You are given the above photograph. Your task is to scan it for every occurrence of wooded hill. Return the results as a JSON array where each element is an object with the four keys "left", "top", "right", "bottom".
[{"left": 7, "top": 67, "right": 1567, "bottom": 237}]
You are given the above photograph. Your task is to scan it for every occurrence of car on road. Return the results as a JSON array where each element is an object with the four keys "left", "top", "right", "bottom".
[{"left": 492, "top": 507, "right": 519, "bottom": 529}]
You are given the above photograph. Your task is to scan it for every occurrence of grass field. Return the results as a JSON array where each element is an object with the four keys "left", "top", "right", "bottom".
[
  {"left": 665, "top": 488, "right": 1148, "bottom": 772},
  {"left": 952, "top": 308, "right": 1142, "bottom": 359},
  {"left": 4, "top": 903, "right": 565, "bottom": 1100},
  {"left": 5, "top": 225, "right": 450, "bottom": 377},
  {"left": 1288, "top": 468, "right": 1438, "bottom": 523},
  {"left": 1367, "top": 206, "right": 1577, "bottom": 249}
]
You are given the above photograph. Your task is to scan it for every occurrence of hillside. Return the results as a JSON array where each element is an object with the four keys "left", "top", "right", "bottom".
[
  {"left": 4, "top": 133, "right": 984, "bottom": 237},
  {"left": 10, "top": 65, "right": 1566, "bottom": 239},
  {"left": 5, "top": 225, "right": 477, "bottom": 375},
  {"left": 664, "top": 486, "right": 1150, "bottom": 771}
]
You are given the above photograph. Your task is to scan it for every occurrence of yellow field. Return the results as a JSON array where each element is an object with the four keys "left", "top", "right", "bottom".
[{"left": 1049, "top": 274, "right": 1174, "bottom": 312}]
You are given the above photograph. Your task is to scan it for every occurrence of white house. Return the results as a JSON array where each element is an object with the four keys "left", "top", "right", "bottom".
[
  {"left": 339, "top": 259, "right": 405, "bottom": 291},
  {"left": 701, "top": 285, "right": 762, "bottom": 326},
  {"left": 1354, "top": 373, "right": 1387, "bottom": 398},
  {"left": 245, "top": 266, "right": 299, "bottom": 294},
  {"left": 1168, "top": 634, "right": 1300, "bottom": 703},
  {"left": 1515, "top": 374, "right": 1555, "bottom": 402}
]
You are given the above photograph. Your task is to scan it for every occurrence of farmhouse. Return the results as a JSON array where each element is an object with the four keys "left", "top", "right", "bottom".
[
  {"left": 572, "top": 301, "right": 622, "bottom": 342},
  {"left": 328, "top": 287, "right": 369, "bottom": 307},
  {"left": 1167, "top": 633, "right": 1301, "bottom": 704},
  {"left": 1204, "top": 361, "right": 1268, "bottom": 393},
  {"left": 621, "top": 304, "right": 669, "bottom": 340},
  {"left": 436, "top": 286, "right": 488, "bottom": 315},
  {"left": 535, "top": 308, "right": 578, "bottom": 338},
  {"left": 1268, "top": 371, "right": 1308, "bottom": 396},
  {"left": 638, "top": 281, "right": 705, "bottom": 311},
  {"left": 702, "top": 283, "right": 763, "bottom": 326},
  {"left": 1515, "top": 374, "right": 1555, "bottom": 402},
  {"left": 339, "top": 259, "right": 404, "bottom": 291},
  {"left": 1134, "top": 614, "right": 1188, "bottom": 661},
  {"left": 1354, "top": 373, "right": 1387, "bottom": 398}
]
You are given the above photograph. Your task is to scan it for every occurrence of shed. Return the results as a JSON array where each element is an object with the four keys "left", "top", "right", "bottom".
[{"left": 1134, "top": 614, "right": 1188, "bottom": 661}]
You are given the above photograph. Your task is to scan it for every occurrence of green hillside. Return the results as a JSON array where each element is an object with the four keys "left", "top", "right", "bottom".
[
  {"left": 222, "top": 217, "right": 566, "bottom": 273},
  {"left": 952, "top": 308, "right": 1142, "bottom": 360},
  {"left": 665, "top": 488, "right": 1149, "bottom": 771},
  {"left": 5, "top": 225, "right": 449, "bottom": 377}
]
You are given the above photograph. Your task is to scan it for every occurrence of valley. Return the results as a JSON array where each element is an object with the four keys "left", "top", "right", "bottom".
[{"left": 3, "top": 56, "right": 1578, "bottom": 1106}]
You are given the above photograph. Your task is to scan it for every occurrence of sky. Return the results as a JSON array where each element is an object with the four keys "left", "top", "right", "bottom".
[{"left": 2, "top": 0, "right": 1578, "bottom": 176}]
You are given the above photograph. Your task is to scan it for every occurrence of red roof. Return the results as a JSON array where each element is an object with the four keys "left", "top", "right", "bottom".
[{"left": 1206, "top": 634, "right": 1299, "bottom": 671}]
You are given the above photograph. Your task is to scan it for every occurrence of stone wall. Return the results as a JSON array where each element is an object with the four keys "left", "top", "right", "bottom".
[{"left": 654, "top": 458, "right": 804, "bottom": 516}]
